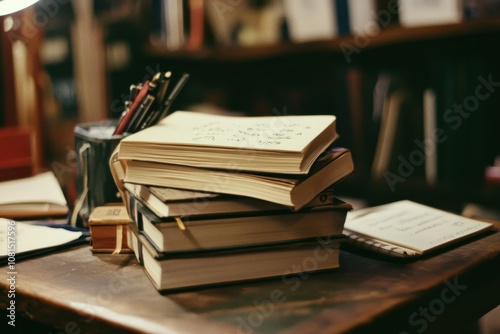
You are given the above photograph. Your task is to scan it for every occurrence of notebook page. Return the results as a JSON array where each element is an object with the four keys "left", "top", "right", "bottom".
[{"left": 344, "top": 200, "right": 493, "bottom": 253}]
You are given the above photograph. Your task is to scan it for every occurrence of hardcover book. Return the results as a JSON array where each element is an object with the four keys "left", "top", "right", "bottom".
[
  {"left": 88, "top": 205, "right": 132, "bottom": 254},
  {"left": 124, "top": 183, "right": 337, "bottom": 219},
  {"left": 129, "top": 196, "right": 351, "bottom": 253},
  {"left": 127, "top": 222, "right": 343, "bottom": 292}
]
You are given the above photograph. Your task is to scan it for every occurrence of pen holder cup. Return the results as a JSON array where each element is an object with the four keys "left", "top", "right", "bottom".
[{"left": 74, "top": 120, "right": 127, "bottom": 228}]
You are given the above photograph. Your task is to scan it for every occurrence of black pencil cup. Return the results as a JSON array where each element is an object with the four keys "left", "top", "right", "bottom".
[{"left": 73, "top": 120, "right": 127, "bottom": 227}]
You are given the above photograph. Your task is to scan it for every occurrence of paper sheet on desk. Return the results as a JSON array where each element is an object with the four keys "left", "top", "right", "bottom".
[
  {"left": 0, "top": 218, "right": 82, "bottom": 257},
  {"left": 344, "top": 200, "right": 493, "bottom": 254}
]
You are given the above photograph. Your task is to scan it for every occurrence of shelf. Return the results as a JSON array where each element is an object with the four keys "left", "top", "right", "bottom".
[{"left": 144, "top": 18, "right": 500, "bottom": 62}]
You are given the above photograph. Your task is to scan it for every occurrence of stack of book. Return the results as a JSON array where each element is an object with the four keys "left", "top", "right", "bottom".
[{"left": 111, "top": 111, "right": 354, "bottom": 291}]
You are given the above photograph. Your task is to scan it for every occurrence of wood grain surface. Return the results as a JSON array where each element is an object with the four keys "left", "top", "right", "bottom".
[{"left": 1, "top": 228, "right": 499, "bottom": 334}]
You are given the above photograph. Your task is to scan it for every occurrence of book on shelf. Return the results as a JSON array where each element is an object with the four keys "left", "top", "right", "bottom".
[
  {"left": 88, "top": 205, "right": 132, "bottom": 254},
  {"left": 123, "top": 145, "right": 353, "bottom": 210},
  {"left": 166, "top": 0, "right": 186, "bottom": 50},
  {"left": 0, "top": 171, "right": 69, "bottom": 220},
  {"left": 370, "top": 70, "right": 425, "bottom": 186},
  {"left": 335, "top": 0, "right": 351, "bottom": 36},
  {"left": 397, "top": 0, "right": 463, "bottom": 27},
  {"left": 422, "top": 89, "right": 438, "bottom": 186},
  {"left": 370, "top": 90, "right": 407, "bottom": 179},
  {"left": 204, "top": 0, "right": 246, "bottom": 46},
  {"left": 127, "top": 222, "right": 344, "bottom": 292},
  {"left": 463, "top": 0, "right": 500, "bottom": 19},
  {"left": 186, "top": 0, "right": 205, "bottom": 50},
  {"left": 149, "top": 0, "right": 185, "bottom": 49},
  {"left": 118, "top": 110, "right": 338, "bottom": 175},
  {"left": 283, "top": 0, "right": 338, "bottom": 42},
  {"left": 343, "top": 200, "right": 494, "bottom": 258},
  {"left": 347, "top": 0, "right": 378, "bottom": 36},
  {"left": 0, "top": 127, "right": 33, "bottom": 182},
  {"left": 128, "top": 194, "right": 351, "bottom": 253},
  {"left": 124, "top": 182, "right": 337, "bottom": 219}
]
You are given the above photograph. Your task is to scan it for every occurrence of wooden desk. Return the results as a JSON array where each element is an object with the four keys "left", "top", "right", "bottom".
[{"left": 1, "top": 229, "right": 499, "bottom": 334}]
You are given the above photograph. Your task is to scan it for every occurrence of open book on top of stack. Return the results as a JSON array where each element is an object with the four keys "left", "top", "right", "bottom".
[
  {"left": 112, "top": 110, "right": 354, "bottom": 291},
  {"left": 118, "top": 111, "right": 353, "bottom": 210}
]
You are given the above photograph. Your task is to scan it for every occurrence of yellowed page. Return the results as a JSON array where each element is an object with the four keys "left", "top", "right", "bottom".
[
  {"left": 344, "top": 200, "right": 493, "bottom": 253},
  {"left": 121, "top": 111, "right": 336, "bottom": 152}
]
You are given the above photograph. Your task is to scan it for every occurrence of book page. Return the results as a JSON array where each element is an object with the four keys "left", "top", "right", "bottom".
[
  {"left": 0, "top": 219, "right": 82, "bottom": 256},
  {"left": 344, "top": 200, "right": 493, "bottom": 253},
  {"left": 122, "top": 111, "right": 336, "bottom": 152}
]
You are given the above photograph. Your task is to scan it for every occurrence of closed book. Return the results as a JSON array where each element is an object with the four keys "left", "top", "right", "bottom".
[
  {"left": 127, "top": 222, "right": 343, "bottom": 292},
  {"left": 124, "top": 147, "right": 354, "bottom": 210},
  {"left": 283, "top": 0, "right": 338, "bottom": 42},
  {"left": 347, "top": 0, "right": 378, "bottom": 36},
  {"left": 166, "top": 0, "right": 185, "bottom": 50},
  {"left": 124, "top": 182, "right": 337, "bottom": 219},
  {"left": 186, "top": 0, "right": 204, "bottom": 49},
  {"left": 88, "top": 205, "right": 132, "bottom": 254},
  {"left": 204, "top": 0, "right": 244, "bottom": 46},
  {"left": 130, "top": 195, "right": 351, "bottom": 253},
  {"left": 118, "top": 111, "right": 338, "bottom": 175},
  {"left": 335, "top": 0, "right": 351, "bottom": 36},
  {"left": 398, "top": 0, "right": 463, "bottom": 27}
]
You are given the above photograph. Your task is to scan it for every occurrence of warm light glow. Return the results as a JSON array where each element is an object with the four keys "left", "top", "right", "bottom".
[
  {"left": 3, "top": 15, "right": 13, "bottom": 31},
  {"left": 0, "top": 0, "right": 39, "bottom": 16}
]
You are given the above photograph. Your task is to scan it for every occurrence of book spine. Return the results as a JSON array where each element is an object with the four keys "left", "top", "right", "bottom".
[
  {"left": 283, "top": 0, "right": 338, "bottom": 42},
  {"left": 187, "top": 0, "right": 204, "bottom": 50},
  {"left": 347, "top": 0, "right": 378, "bottom": 36},
  {"left": 335, "top": 0, "right": 351, "bottom": 36},
  {"left": 423, "top": 89, "right": 438, "bottom": 186}
]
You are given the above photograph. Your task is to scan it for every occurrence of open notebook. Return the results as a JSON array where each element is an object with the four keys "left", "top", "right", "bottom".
[{"left": 343, "top": 200, "right": 494, "bottom": 258}]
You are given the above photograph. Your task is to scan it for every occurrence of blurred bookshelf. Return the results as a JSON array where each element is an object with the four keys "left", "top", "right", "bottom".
[
  {"left": 144, "top": 18, "right": 500, "bottom": 61},
  {"left": 136, "top": 0, "right": 500, "bottom": 211},
  {"left": 9, "top": 0, "right": 500, "bottom": 211}
]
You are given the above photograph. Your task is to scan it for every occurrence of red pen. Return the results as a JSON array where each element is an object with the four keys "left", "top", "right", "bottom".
[{"left": 113, "top": 81, "right": 150, "bottom": 135}]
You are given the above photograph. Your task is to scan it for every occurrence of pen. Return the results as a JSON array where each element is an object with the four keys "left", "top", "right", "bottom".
[
  {"left": 125, "top": 95, "right": 155, "bottom": 133},
  {"left": 113, "top": 81, "right": 150, "bottom": 135},
  {"left": 139, "top": 72, "right": 183, "bottom": 130},
  {"left": 134, "top": 71, "right": 168, "bottom": 129},
  {"left": 155, "top": 71, "right": 172, "bottom": 108},
  {"left": 129, "top": 84, "right": 141, "bottom": 101},
  {"left": 153, "top": 73, "right": 190, "bottom": 125}
]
